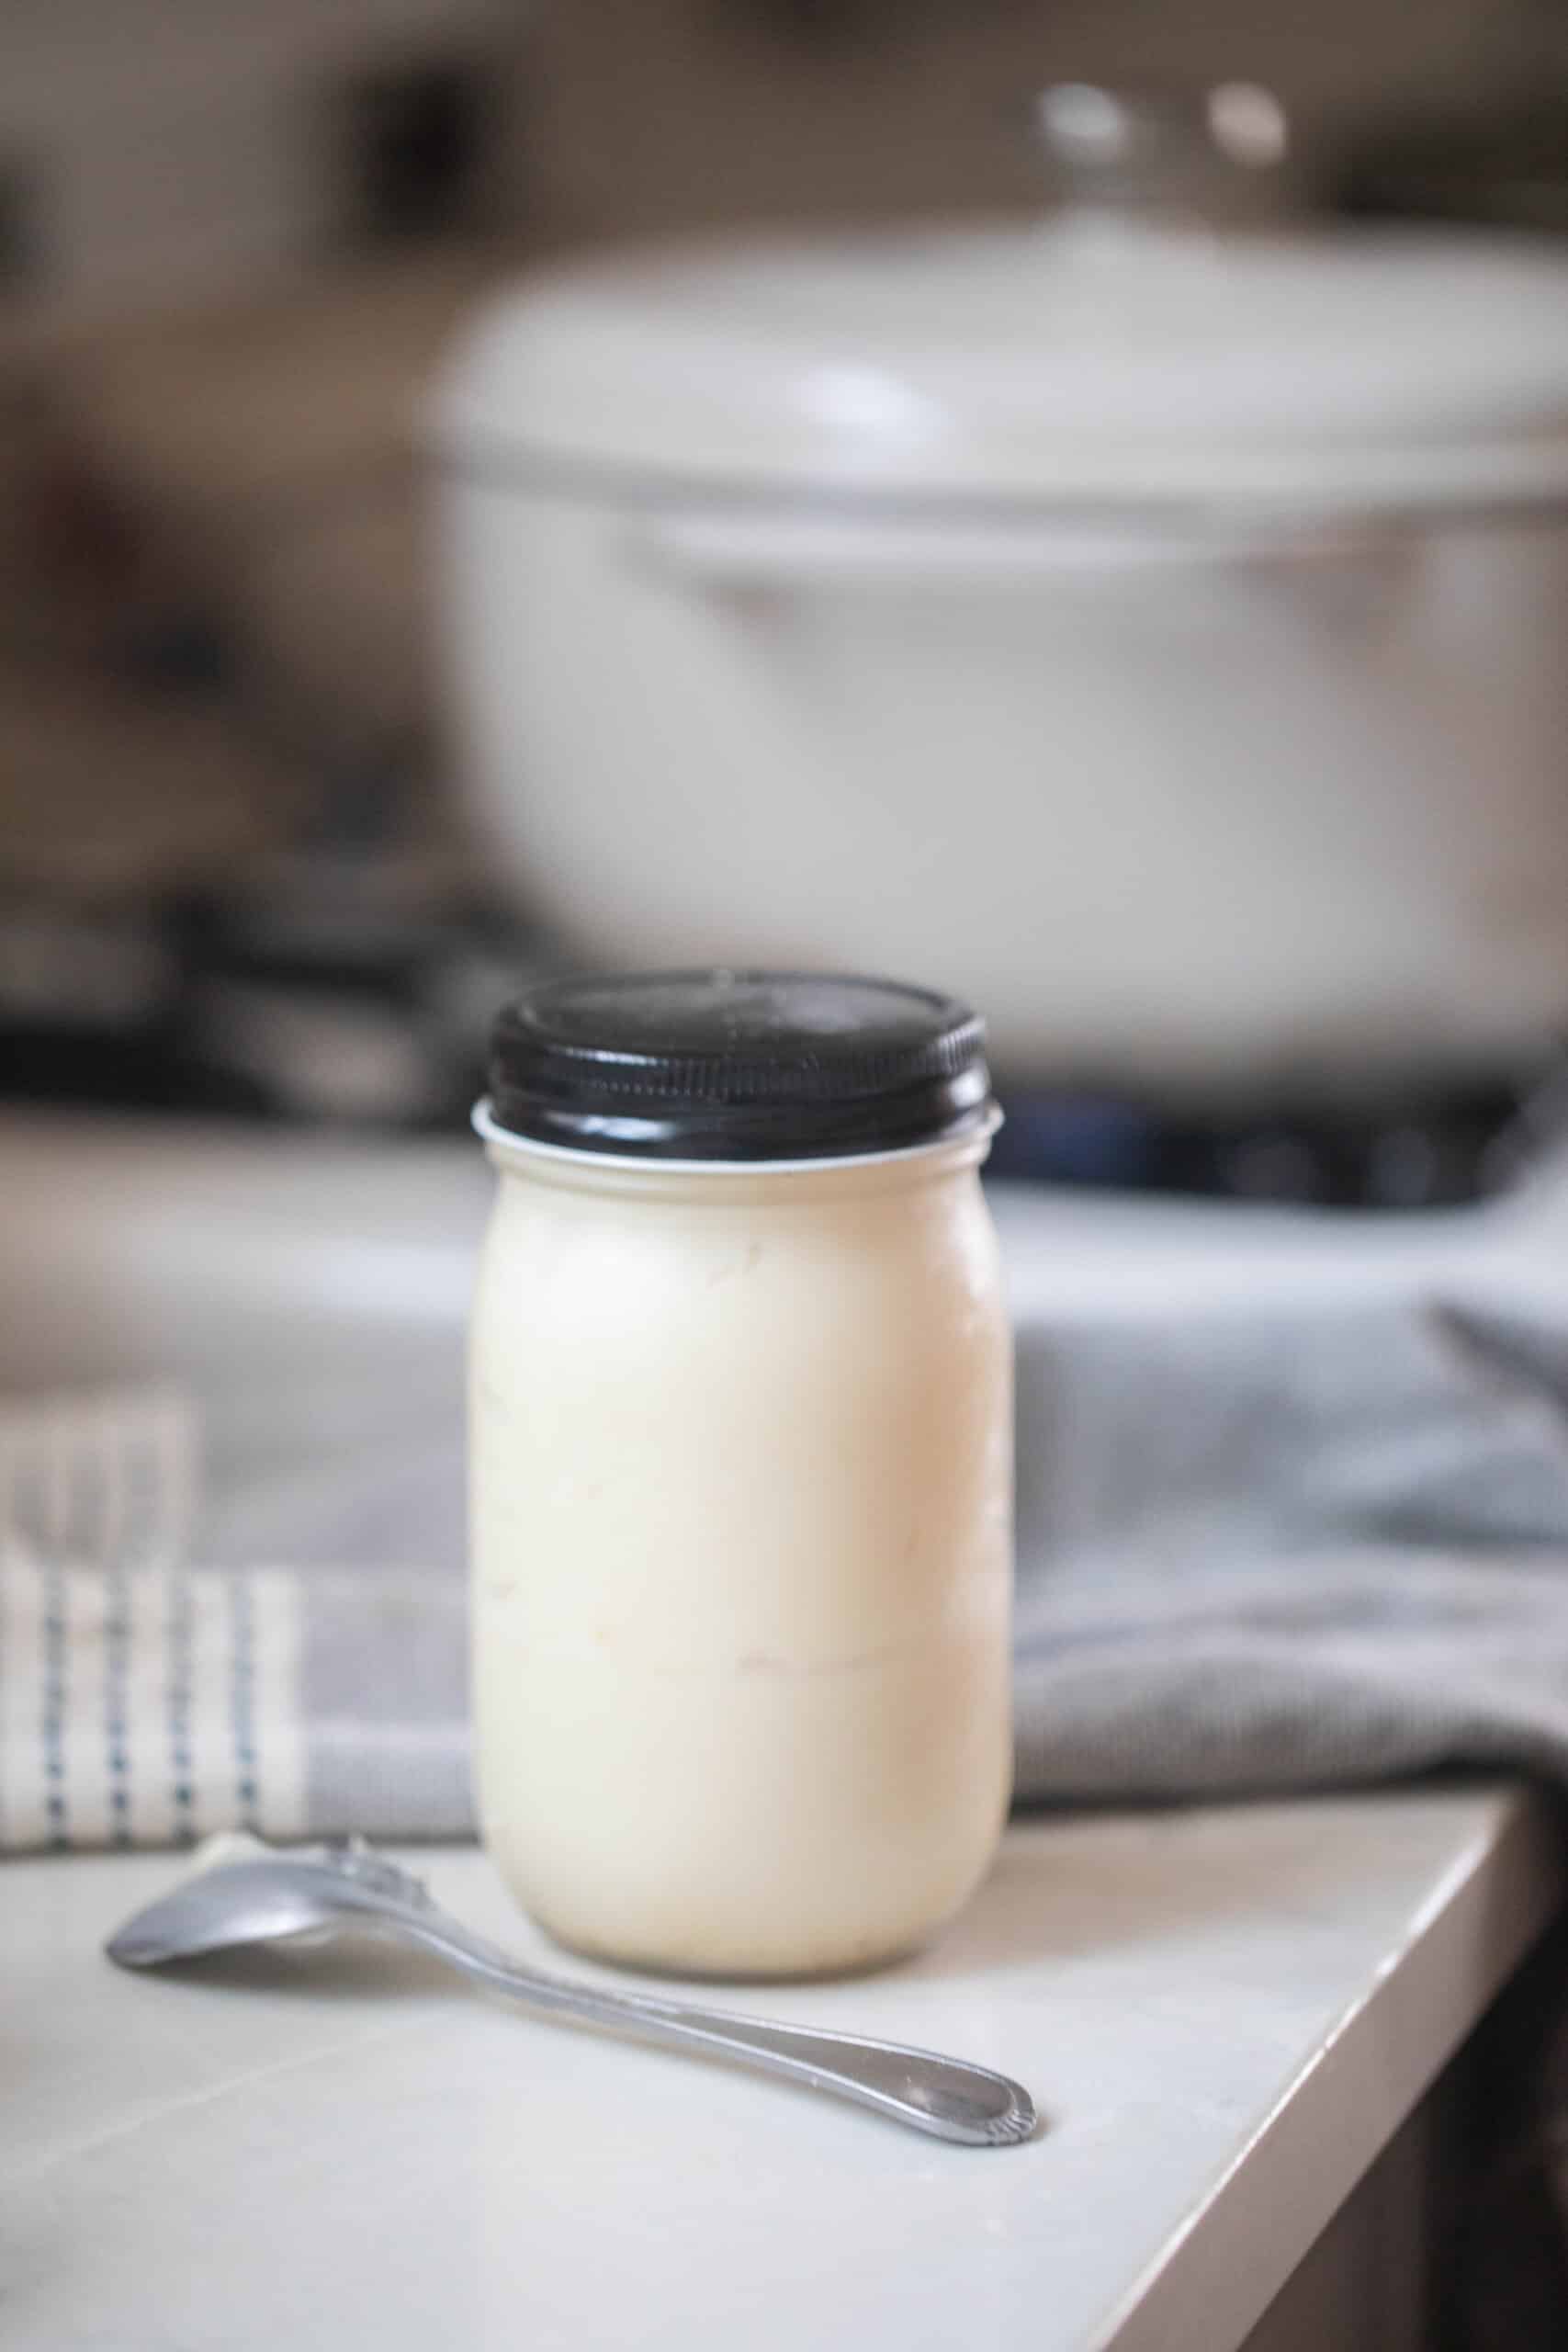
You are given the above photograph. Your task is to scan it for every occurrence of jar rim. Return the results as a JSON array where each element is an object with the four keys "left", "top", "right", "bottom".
[{"left": 471, "top": 1095, "right": 1001, "bottom": 1175}]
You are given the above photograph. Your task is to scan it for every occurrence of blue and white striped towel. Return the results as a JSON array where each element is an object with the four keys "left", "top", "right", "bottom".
[{"left": 0, "top": 1388, "right": 468, "bottom": 1852}]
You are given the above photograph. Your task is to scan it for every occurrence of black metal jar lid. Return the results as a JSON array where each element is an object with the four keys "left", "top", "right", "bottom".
[{"left": 484, "top": 969, "right": 991, "bottom": 1161}]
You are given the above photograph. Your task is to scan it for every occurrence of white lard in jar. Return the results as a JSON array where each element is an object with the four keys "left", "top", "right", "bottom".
[{"left": 470, "top": 971, "right": 1012, "bottom": 1977}]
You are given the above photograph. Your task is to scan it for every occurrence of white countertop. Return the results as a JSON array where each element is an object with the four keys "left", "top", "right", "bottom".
[
  {"left": 4, "top": 1123, "right": 1568, "bottom": 2346},
  {"left": 5, "top": 1785, "right": 1560, "bottom": 2352}
]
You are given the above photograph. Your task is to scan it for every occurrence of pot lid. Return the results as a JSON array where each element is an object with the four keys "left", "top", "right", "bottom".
[{"left": 434, "top": 89, "right": 1568, "bottom": 514}]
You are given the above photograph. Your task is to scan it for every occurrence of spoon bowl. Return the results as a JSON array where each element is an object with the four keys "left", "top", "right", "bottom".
[{"left": 107, "top": 1862, "right": 344, "bottom": 1968}]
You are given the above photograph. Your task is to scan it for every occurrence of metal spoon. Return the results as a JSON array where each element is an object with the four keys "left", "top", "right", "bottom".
[{"left": 106, "top": 1837, "right": 1036, "bottom": 2147}]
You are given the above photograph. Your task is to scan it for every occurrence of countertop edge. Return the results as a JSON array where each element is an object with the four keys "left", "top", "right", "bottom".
[{"left": 1095, "top": 1781, "right": 1566, "bottom": 2352}]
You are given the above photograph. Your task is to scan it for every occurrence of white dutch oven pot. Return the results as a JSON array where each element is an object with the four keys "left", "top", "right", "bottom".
[{"left": 434, "top": 89, "right": 1568, "bottom": 1091}]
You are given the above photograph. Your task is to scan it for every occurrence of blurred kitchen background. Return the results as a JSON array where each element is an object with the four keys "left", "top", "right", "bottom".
[{"left": 6, "top": 0, "right": 1568, "bottom": 1204}]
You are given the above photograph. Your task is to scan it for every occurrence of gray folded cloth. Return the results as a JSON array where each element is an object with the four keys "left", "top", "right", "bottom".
[
  {"left": 1012, "top": 1295, "right": 1568, "bottom": 1801},
  {"left": 12, "top": 1246, "right": 1568, "bottom": 1850}
]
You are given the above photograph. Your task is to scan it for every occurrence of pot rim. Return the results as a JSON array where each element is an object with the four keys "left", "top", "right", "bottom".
[{"left": 431, "top": 432, "right": 1568, "bottom": 536}]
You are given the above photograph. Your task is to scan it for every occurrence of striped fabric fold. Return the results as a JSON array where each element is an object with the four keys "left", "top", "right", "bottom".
[
  {"left": 0, "top": 1390, "right": 307, "bottom": 1852},
  {"left": 0, "top": 1544, "right": 308, "bottom": 1851}
]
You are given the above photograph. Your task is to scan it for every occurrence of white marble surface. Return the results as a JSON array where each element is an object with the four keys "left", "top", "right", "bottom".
[{"left": 4, "top": 1786, "right": 1559, "bottom": 2352}]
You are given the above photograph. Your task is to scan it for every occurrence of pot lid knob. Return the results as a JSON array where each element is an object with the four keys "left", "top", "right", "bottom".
[{"left": 1035, "top": 82, "right": 1289, "bottom": 225}]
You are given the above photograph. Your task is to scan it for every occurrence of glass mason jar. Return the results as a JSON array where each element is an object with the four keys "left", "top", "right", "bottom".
[{"left": 469, "top": 971, "right": 1012, "bottom": 1978}]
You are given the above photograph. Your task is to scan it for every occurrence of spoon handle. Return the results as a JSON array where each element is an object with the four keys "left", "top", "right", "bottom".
[{"left": 390, "top": 1909, "right": 1035, "bottom": 2147}]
